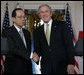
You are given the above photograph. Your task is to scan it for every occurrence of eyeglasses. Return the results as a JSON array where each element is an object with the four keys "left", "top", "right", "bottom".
[{"left": 16, "top": 16, "right": 26, "bottom": 19}]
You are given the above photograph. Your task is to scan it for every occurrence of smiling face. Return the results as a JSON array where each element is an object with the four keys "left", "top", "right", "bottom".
[{"left": 39, "top": 6, "right": 52, "bottom": 23}]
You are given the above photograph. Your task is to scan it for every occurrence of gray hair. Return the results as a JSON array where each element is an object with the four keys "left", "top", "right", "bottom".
[{"left": 38, "top": 4, "right": 52, "bottom": 13}]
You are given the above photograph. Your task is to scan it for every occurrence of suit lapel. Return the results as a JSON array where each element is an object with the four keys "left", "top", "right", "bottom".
[
  {"left": 11, "top": 25, "right": 26, "bottom": 49},
  {"left": 40, "top": 21, "right": 57, "bottom": 47},
  {"left": 40, "top": 25, "right": 48, "bottom": 46},
  {"left": 50, "top": 20, "right": 57, "bottom": 46},
  {"left": 22, "top": 29, "right": 28, "bottom": 49}
]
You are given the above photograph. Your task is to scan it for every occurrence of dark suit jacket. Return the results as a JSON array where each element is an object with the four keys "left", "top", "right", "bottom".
[
  {"left": 2, "top": 25, "right": 32, "bottom": 74},
  {"left": 33, "top": 20, "right": 75, "bottom": 74}
]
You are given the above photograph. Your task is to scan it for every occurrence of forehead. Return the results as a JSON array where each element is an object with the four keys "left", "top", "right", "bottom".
[
  {"left": 16, "top": 10, "right": 24, "bottom": 15},
  {"left": 40, "top": 6, "right": 49, "bottom": 10}
]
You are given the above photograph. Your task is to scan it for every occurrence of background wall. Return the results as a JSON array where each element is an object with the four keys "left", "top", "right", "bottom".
[{"left": 1, "top": 1, "right": 83, "bottom": 40}]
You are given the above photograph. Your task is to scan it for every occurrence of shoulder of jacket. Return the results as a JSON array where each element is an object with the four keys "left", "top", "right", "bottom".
[
  {"left": 34, "top": 25, "right": 43, "bottom": 30},
  {"left": 56, "top": 21, "right": 66, "bottom": 24}
]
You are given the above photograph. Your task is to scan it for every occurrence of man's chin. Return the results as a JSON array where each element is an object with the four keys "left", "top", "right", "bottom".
[
  {"left": 43, "top": 20, "right": 49, "bottom": 23},
  {"left": 40, "top": 18, "right": 51, "bottom": 23},
  {"left": 22, "top": 23, "right": 26, "bottom": 25}
]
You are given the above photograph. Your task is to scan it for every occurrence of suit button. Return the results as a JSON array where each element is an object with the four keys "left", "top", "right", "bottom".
[{"left": 49, "top": 49, "right": 52, "bottom": 52}]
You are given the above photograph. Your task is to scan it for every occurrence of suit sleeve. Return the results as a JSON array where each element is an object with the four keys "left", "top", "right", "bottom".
[
  {"left": 2, "top": 29, "right": 30, "bottom": 60},
  {"left": 26, "top": 31, "right": 31, "bottom": 59},
  {"left": 62, "top": 21, "right": 75, "bottom": 65},
  {"left": 33, "top": 29, "right": 41, "bottom": 57}
]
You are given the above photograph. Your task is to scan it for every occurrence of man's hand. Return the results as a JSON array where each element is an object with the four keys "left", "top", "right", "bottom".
[
  {"left": 33, "top": 52, "right": 39, "bottom": 62},
  {"left": 67, "top": 65, "right": 74, "bottom": 74}
]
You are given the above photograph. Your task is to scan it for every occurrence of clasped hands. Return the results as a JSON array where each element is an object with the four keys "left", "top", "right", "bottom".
[{"left": 32, "top": 52, "right": 39, "bottom": 62}]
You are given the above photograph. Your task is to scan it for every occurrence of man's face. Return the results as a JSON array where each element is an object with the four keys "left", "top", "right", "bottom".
[
  {"left": 39, "top": 6, "right": 52, "bottom": 23},
  {"left": 12, "top": 10, "right": 26, "bottom": 29}
]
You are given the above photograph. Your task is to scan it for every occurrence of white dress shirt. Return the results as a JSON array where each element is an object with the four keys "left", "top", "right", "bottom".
[{"left": 44, "top": 19, "right": 52, "bottom": 35}]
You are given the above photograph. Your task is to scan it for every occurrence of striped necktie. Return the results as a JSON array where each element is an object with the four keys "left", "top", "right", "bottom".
[{"left": 19, "top": 30, "right": 27, "bottom": 49}]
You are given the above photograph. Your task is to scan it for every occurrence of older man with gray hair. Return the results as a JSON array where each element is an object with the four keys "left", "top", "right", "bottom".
[{"left": 33, "top": 4, "right": 75, "bottom": 74}]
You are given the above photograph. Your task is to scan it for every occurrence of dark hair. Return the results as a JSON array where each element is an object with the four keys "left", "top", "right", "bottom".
[{"left": 12, "top": 8, "right": 23, "bottom": 18}]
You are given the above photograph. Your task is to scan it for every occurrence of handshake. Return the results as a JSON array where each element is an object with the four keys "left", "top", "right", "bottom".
[{"left": 32, "top": 52, "right": 39, "bottom": 63}]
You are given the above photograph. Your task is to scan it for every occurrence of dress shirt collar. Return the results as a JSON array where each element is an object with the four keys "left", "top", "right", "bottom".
[
  {"left": 14, "top": 24, "right": 22, "bottom": 33},
  {"left": 44, "top": 19, "right": 52, "bottom": 33}
]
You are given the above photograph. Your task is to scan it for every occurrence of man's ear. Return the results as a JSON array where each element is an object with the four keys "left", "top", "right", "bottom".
[{"left": 12, "top": 17, "right": 15, "bottom": 23}]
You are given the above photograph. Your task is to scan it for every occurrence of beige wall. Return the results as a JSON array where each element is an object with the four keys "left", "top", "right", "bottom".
[{"left": 1, "top": 1, "right": 83, "bottom": 40}]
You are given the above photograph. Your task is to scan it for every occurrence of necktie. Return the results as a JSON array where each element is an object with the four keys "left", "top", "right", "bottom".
[
  {"left": 46, "top": 23, "right": 50, "bottom": 45},
  {"left": 19, "top": 30, "right": 27, "bottom": 49}
]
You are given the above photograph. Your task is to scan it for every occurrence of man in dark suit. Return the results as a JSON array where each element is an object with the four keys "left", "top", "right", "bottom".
[
  {"left": 2, "top": 8, "right": 32, "bottom": 74},
  {"left": 33, "top": 4, "right": 75, "bottom": 74}
]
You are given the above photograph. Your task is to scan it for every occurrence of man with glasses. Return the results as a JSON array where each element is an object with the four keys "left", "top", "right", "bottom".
[{"left": 2, "top": 8, "right": 32, "bottom": 74}]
